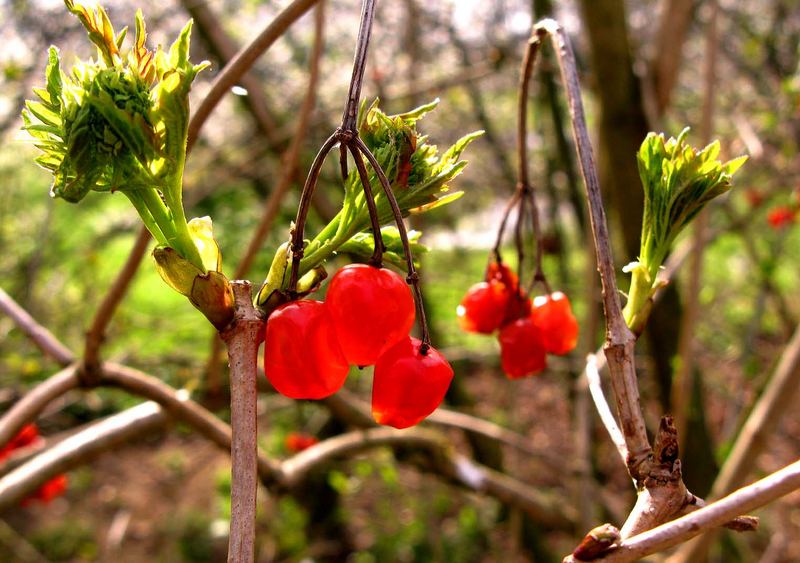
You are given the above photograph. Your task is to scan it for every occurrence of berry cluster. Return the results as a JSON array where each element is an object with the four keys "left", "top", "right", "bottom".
[
  {"left": 1, "top": 424, "right": 68, "bottom": 505},
  {"left": 264, "top": 264, "right": 454, "bottom": 429},
  {"left": 458, "top": 261, "right": 578, "bottom": 378}
]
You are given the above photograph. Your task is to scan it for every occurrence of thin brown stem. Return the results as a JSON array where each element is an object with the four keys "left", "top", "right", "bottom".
[
  {"left": 348, "top": 144, "right": 385, "bottom": 266},
  {"left": 83, "top": 228, "right": 150, "bottom": 378},
  {"left": 288, "top": 133, "right": 339, "bottom": 291},
  {"left": 340, "top": 0, "right": 377, "bottom": 132},
  {"left": 0, "top": 366, "right": 79, "bottom": 449},
  {"left": 516, "top": 35, "right": 550, "bottom": 291},
  {"left": 0, "top": 287, "right": 74, "bottom": 366},
  {"left": 491, "top": 190, "right": 522, "bottom": 263},
  {"left": 533, "top": 19, "right": 651, "bottom": 481}
]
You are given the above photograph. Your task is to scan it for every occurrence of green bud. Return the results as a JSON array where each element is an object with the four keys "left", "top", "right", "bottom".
[{"left": 623, "top": 128, "right": 747, "bottom": 332}]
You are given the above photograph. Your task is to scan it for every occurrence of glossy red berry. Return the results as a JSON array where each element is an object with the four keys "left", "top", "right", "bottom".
[
  {"left": 264, "top": 300, "right": 349, "bottom": 399},
  {"left": 457, "top": 280, "right": 511, "bottom": 334},
  {"left": 531, "top": 292, "right": 579, "bottom": 355},
  {"left": 502, "top": 290, "right": 532, "bottom": 326},
  {"left": 498, "top": 318, "right": 547, "bottom": 379},
  {"left": 326, "top": 264, "right": 415, "bottom": 366},
  {"left": 285, "top": 432, "right": 319, "bottom": 453},
  {"left": 372, "top": 337, "right": 454, "bottom": 429},
  {"left": 487, "top": 261, "right": 518, "bottom": 289}
]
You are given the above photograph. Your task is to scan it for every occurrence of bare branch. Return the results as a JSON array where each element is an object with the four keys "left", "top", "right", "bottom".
[
  {"left": 585, "top": 354, "right": 628, "bottom": 468},
  {"left": 0, "top": 401, "right": 167, "bottom": 510},
  {"left": 0, "top": 365, "right": 79, "bottom": 449},
  {"left": 0, "top": 287, "right": 74, "bottom": 366},
  {"left": 83, "top": 229, "right": 150, "bottom": 376},
  {"left": 566, "top": 458, "right": 800, "bottom": 563},
  {"left": 533, "top": 19, "right": 651, "bottom": 480}
]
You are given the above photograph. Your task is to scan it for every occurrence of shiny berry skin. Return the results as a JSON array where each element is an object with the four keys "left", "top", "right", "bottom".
[
  {"left": 285, "top": 432, "right": 319, "bottom": 453},
  {"left": 326, "top": 264, "right": 415, "bottom": 366},
  {"left": 372, "top": 337, "right": 454, "bottom": 429},
  {"left": 487, "top": 261, "right": 518, "bottom": 289},
  {"left": 531, "top": 292, "right": 579, "bottom": 355},
  {"left": 498, "top": 318, "right": 547, "bottom": 379},
  {"left": 457, "top": 280, "right": 511, "bottom": 334},
  {"left": 264, "top": 300, "right": 349, "bottom": 399},
  {"left": 502, "top": 290, "right": 532, "bottom": 326}
]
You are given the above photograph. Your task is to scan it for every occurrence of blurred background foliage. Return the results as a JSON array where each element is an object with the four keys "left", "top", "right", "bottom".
[{"left": 0, "top": 0, "right": 799, "bottom": 560}]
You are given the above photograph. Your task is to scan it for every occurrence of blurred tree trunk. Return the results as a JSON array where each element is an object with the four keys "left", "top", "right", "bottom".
[{"left": 578, "top": 0, "right": 683, "bottom": 413}]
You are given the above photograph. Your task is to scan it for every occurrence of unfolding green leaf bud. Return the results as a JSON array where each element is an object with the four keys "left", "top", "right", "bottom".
[{"left": 623, "top": 128, "right": 747, "bottom": 332}]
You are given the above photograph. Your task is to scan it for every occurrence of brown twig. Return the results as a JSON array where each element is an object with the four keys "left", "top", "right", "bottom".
[
  {"left": 0, "top": 365, "right": 79, "bottom": 449},
  {"left": 82, "top": 229, "right": 151, "bottom": 379},
  {"left": 565, "top": 458, "right": 800, "bottom": 563},
  {"left": 0, "top": 287, "right": 74, "bottom": 366},
  {"left": 220, "top": 282, "right": 265, "bottom": 563},
  {"left": 0, "top": 400, "right": 167, "bottom": 510},
  {"left": 532, "top": 19, "right": 651, "bottom": 481}
]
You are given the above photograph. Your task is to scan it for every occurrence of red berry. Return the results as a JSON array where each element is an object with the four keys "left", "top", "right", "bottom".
[
  {"left": 498, "top": 318, "right": 547, "bottom": 379},
  {"left": 0, "top": 424, "right": 41, "bottom": 461},
  {"left": 767, "top": 206, "right": 795, "bottom": 229},
  {"left": 326, "top": 264, "right": 415, "bottom": 366},
  {"left": 372, "top": 337, "right": 454, "bottom": 429},
  {"left": 744, "top": 189, "right": 764, "bottom": 208},
  {"left": 285, "top": 432, "right": 319, "bottom": 453},
  {"left": 457, "top": 280, "right": 511, "bottom": 334},
  {"left": 531, "top": 292, "right": 579, "bottom": 355},
  {"left": 502, "top": 290, "right": 532, "bottom": 326},
  {"left": 487, "top": 261, "right": 519, "bottom": 289},
  {"left": 264, "top": 300, "right": 349, "bottom": 399},
  {"left": 21, "top": 474, "right": 67, "bottom": 506}
]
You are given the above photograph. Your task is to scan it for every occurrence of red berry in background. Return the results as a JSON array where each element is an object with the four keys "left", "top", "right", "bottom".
[
  {"left": 21, "top": 474, "right": 68, "bottom": 506},
  {"left": 372, "top": 337, "right": 454, "bottom": 429},
  {"left": 531, "top": 292, "right": 579, "bottom": 355},
  {"left": 0, "top": 424, "right": 40, "bottom": 460},
  {"left": 745, "top": 189, "right": 765, "bottom": 208},
  {"left": 498, "top": 318, "right": 547, "bottom": 379},
  {"left": 285, "top": 432, "right": 319, "bottom": 453},
  {"left": 264, "top": 300, "right": 349, "bottom": 399},
  {"left": 767, "top": 206, "right": 795, "bottom": 229},
  {"left": 326, "top": 264, "right": 415, "bottom": 366},
  {"left": 457, "top": 280, "right": 511, "bottom": 334}
]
